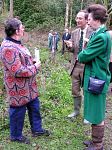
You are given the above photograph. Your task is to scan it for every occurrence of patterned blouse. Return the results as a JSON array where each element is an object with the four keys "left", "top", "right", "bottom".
[{"left": 1, "top": 37, "right": 38, "bottom": 107}]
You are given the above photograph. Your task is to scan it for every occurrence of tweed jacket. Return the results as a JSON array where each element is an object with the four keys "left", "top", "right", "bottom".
[
  {"left": 1, "top": 37, "right": 38, "bottom": 107},
  {"left": 78, "top": 26, "right": 111, "bottom": 93},
  {"left": 70, "top": 26, "right": 93, "bottom": 75}
]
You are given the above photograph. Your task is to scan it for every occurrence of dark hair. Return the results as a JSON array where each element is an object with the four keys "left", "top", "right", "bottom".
[
  {"left": 79, "top": 10, "right": 88, "bottom": 20},
  {"left": 87, "top": 4, "right": 108, "bottom": 24},
  {"left": 5, "top": 18, "right": 22, "bottom": 37}
]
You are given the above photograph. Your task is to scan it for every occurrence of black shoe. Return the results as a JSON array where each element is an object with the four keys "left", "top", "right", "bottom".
[
  {"left": 10, "top": 136, "right": 30, "bottom": 144},
  {"left": 83, "top": 140, "right": 92, "bottom": 147},
  {"left": 32, "top": 129, "right": 50, "bottom": 137}
]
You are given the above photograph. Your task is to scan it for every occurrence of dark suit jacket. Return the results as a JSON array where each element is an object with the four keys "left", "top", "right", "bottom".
[{"left": 62, "top": 33, "right": 71, "bottom": 41}]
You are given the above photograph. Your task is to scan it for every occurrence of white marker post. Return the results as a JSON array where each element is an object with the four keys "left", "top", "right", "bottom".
[{"left": 34, "top": 48, "right": 40, "bottom": 61}]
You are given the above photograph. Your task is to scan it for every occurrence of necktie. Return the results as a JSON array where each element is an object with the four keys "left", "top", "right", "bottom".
[{"left": 78, "top": 30, "right": 84, "bottom": 53}]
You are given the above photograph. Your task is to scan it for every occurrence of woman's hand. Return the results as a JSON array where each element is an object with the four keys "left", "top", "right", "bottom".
[
  {"left": 34, "top": 60, "right": 41, "bottom": 70},
  {"left": 33, "top": 58, "right": 37, "bottom": 64}
]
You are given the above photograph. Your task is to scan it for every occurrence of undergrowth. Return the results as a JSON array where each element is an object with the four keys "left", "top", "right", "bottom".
[{"left": 0, "top": 47, "right": 93, "bottom": 150}]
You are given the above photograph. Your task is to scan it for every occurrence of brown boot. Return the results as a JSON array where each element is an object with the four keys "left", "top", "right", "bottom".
[{"left": 85, "top": 125, "right": 104, "bottom": 150}]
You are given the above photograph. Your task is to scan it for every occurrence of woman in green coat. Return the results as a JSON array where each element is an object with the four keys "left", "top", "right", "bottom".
[{"left": 78, "top": 4, "right": 111, "bottom": 150}]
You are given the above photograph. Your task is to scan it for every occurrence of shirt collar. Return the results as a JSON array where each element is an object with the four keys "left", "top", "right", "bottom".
[
  {"left": 95, "top": 24, "right": 105, "bottom": 33},
  {"left": 6, "top": 37, "right": 21, "bottom": 44},
  {"left": 80, "top": 25, "right": 88, "bottom": 33}
]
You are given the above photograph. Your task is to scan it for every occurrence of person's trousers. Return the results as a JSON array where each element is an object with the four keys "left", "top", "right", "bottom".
[
  {"left": 9, "top": 97, "right": 43, "bottom": 139},
  {"left": 62, "top": 42, "right": 65, "bottom": 54},
  {"left": 71, "top": 63, "right": 84, "bottom": 97}
]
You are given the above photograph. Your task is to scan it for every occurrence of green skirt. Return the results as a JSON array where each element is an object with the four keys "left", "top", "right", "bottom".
[{"left": 84, "top": 91, "right": 106, "bottom": 124}]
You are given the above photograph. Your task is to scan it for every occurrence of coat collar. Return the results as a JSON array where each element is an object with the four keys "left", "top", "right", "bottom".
[
  {"left": 6, "top": 37, "right": 21, "bottom": 44},
  {"left": 87, "top": 26, "right": 108, "bottom": 48},
  {"left": 91, "top": 26, "right": 107, "bottom": 39}
]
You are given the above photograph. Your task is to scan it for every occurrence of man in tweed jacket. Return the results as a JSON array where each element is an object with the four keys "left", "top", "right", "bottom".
[{"left": 66, "top": 10, "right": 93, "bottom": 122}]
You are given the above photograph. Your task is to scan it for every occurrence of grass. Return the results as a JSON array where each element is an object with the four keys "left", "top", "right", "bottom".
[{"left": 0, "top": 46, "right": 92, "bottom": 150}]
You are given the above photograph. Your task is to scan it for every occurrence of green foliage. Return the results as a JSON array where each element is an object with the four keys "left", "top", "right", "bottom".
[
  {"left": 34, "top": 47, "right": 72, "bottom": 118},
  {"left": 5, "top": 0, "right": 103, "bottom": 30},
  {"left": 0, "top": 38, "right": 112, "bottom": 149},
  {"left": 4, "top": 0, "right": 112, "bottom": 31},
  {"left": 0, "top": 44, "right": 91, "bottom": 150},
  {"left": 11, "top": 0, "right": 65, "bottom": 30},
  {"left": 45, "top": 66, "right": 71, "bottom": 102}
]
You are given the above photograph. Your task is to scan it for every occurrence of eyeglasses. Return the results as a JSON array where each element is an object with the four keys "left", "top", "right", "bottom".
[{"left": 18, "top": 24, "right": 25, "bottom": 31}]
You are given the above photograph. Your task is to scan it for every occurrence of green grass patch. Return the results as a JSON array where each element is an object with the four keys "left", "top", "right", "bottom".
[{"left": 0, "top": 47, "right": 91, "bottom": 150}]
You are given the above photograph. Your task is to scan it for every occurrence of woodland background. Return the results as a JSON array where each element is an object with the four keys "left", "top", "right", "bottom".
[
  {"left": 0, "top": 1, "right": 112, "bottom": 150},
  {"left": 0, "top": 0, "right": 112, "bottom": 31}
]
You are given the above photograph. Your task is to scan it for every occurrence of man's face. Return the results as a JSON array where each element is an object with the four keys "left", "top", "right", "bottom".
[
  {"left": 65, "top": 29, "right": 68, "bottom": 33},
  {"left": 75, "top": 12, "right": 87, "bottom": 29}
]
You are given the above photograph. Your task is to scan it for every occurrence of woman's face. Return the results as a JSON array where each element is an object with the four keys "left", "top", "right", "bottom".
[
  {"left": 17, "top": 24, "right": 25, "bottom": 37},
  {"left": 88, "top": 13, "right": 99, "bottom": 30}
]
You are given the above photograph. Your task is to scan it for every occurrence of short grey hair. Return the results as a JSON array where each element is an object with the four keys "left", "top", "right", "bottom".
[{"left": 5, "top": 18, "right": 22, "bottom": 37}]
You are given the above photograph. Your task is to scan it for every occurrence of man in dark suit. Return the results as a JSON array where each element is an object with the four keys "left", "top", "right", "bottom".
[
  {"left": 65, "top": 10, "right": 93, "bottom": 124},
  {"left": 61, "top": 28, "right": 71, "bottom": 55}
]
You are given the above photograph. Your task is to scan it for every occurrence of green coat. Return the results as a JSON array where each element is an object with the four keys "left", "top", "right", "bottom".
[{"left": 78, "top": 26, "right": 111, "bottom": 124}]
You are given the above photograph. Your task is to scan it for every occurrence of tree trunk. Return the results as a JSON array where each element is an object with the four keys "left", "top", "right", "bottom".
[
  {"left": 10, "top": 0, "right": 13, "bottom": 18},
  {"left": 65, "top": 0, "right": 70, "bottom": 28},
  {"left": 81, "top": 0, "right": 84, "bottom": 10},
  {"left": 69, "top": 0, "right": 73, "bottom": 28},
  {"left": 1, "top": 0, "right": 5, "bottom": 14}
]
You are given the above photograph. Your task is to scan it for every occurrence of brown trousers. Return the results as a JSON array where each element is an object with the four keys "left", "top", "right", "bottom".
[{"left": 71, "top": 63, "right": 84, "bottom": 97}]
